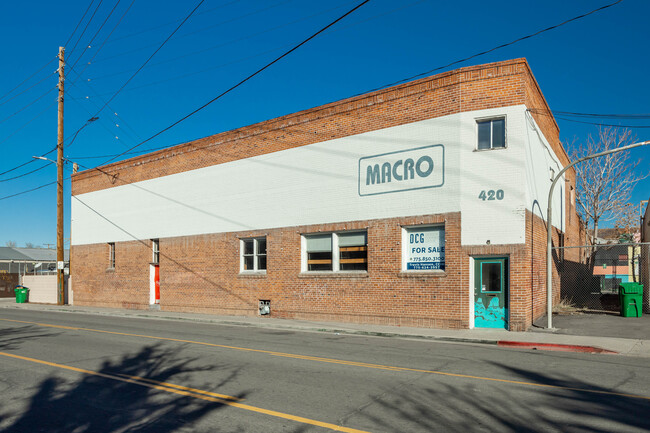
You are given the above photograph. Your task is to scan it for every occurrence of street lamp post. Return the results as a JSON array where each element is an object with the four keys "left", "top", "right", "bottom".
[{"left": 546, "top": 140, "right": 650, "bottom": 329}]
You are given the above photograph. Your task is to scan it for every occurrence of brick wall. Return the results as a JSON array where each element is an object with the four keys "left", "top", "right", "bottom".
[
  {"left": 73, "top": 59, "right": 539, "bottom": 196},
  {"left": 526, "top": 208, "right": 586, "bottom": 325},
  {"left": 72, "top": 211, "right": 540, "bottom": 328},
  {"left": 71, "top": 58, "right": 582, "bottom": 330}
]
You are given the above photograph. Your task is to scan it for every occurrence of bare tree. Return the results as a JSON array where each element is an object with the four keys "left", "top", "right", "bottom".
[
  {"left": 614, "top": 203, "right": 639, "bottom": 243},
  {"left": 5, "top": 240, "right": 17, "bottom": 247},
  {"left": 24, "top": 242, "right": 35, "bottom": 248},
  {"left": 571, "top": 127, "right": 647, "bottom": 243}
]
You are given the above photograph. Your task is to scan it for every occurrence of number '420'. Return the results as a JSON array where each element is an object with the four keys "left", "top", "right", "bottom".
[{"left": 478, "top": 190, "right": 504, "bottom": 201}]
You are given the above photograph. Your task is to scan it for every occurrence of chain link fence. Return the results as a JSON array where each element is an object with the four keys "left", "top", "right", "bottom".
[{"left": 555, "top": 242, "right": 649, "bottom": 313}]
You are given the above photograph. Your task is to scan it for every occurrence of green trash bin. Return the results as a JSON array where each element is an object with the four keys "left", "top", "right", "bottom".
[
  {"left": 14, "top": 286, "right": 29, "bottom": 304},
  {"left": 619, "top": 282, "right": 643, "bottom": 318}
]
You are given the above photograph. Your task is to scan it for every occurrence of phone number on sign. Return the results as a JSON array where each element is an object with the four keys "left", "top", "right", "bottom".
[
  {"left": 409, "top": 257, "right": 442, "bottom": 262},
  {"left": 406, "top": 262, "right": 444, "bottom": 270}
]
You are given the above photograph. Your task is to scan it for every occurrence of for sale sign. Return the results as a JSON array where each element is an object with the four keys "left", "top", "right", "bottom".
[{"left": 406, "top": 226, "right": 445, "bottom": 270}]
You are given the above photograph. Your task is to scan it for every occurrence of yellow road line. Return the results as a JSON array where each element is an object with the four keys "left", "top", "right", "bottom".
[
  {"left": 2, "top": 317, "right": 650, "bottom": 401},
  {"left": 0, "top": 351, "right": 369, "bottom": 433},
  {"left": 112, "top": 373, "right": 240, "bottom": 400}
]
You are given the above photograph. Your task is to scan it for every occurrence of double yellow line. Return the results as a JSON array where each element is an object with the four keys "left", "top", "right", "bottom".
[{"left": 2, "top": 317, "right": 650, "bottom": 404}]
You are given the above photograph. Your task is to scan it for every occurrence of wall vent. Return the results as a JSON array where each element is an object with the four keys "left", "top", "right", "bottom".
[{"left": 259, "top": 300, "right": 270, "bottom": 316}]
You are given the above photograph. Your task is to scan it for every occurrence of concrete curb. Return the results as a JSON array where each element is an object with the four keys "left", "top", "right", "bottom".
[
  {"left": 497, "top": 341, "right": 619, "bottom": 354},
  {"left": 0, "top": 301, "right": 646, "bottom": 356}
]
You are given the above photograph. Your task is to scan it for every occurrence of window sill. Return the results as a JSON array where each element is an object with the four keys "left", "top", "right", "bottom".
[
  {"left": 238, "top": 271, "right": 267, "bottom": 279},
  {"left": 106, "top": 267, "right": 115, "bottom": 273},
  {"left": 473, "top": 146, "right": 507, "bottom": 152},
  {"left": 299, "top": 271, "right": 368, "bottom": 279},
  {"left": 398, "top": 270, "right": 446, "bottom": 278}
]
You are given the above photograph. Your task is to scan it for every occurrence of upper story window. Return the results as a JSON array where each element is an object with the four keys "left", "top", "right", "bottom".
[
  {"left": 303, "top": 231, "right": 368, "bottom": 272},
  {"left": 108, "top": 242, "right": 115, "bottom": 269},
  {"left": 241, "top": 237, "right": 266, "bottom": 272},
  {"left": 152, "top": 239, "right": 160, "bottom": 264},
  {"left": 477, "top": 118, "right": 506, "bottom": 150}
]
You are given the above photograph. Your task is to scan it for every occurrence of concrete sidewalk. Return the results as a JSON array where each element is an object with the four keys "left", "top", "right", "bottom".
[{"left": 1, "top": 298, "right": 648, "bottom": 357}]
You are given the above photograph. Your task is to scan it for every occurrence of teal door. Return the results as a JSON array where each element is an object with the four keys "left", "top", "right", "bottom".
[{"left": 474, "top": 257, "right": 509, "bottom": 329}]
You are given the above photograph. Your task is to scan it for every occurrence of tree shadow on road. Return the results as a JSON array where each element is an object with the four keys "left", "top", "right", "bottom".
[
  {"left": 348, "top": 362, "right": 650, "bottom": 432},
  {"left": 0, "top": 343, "right": 248, "bottom": 432},
  {"left": 0, "top": 325, "right": 60, "bottom": 351}
]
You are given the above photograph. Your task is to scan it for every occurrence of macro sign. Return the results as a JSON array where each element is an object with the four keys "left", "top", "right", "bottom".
[{"left": 358, "top": 144, "right": 444, "bottom": 196}]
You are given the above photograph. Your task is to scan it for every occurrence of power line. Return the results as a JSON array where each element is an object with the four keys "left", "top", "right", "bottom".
[
  {"left": 0, "top": 164, "right": 49, "bottom": 183},
  {"left": 0, "top": 57, "right": 57, "bottom": 104},
  {"left": 80, "top": 45, "right": 287, "bottom": 95},
  {"left": 105, "top": 0, "right": 242, "bottom": 44},
  {"left": 78, "top": 0, "right": 424, "bottom": 98},
  {"left": 0, "top": 0, "right": 371, "bottom": 202},
  {"left": 0, "top": 1, "right": 128, "bottom": 184},
  {"left": 94, "top": 0, "right": 371, "bottom": 169},
  {"left": 528, "top": 108, "right": 650, "bottom": 128},
  {"left": 65, "top": 0, "right": 207, "bottom": 145},
  {"left": 90, "top": 0, "right": 296, "bottom": 66},
  {"left": 354, "top": 0, "right": 625, "bottom": 96},
  {"left": 69, "top": 0, "right": 624, "bottom": 176},
  {"left": 67, "top": 0, "right": 124, "bottom": 74},
  {"left": 553, "top": 116, "right": 650, "bottom": 129},
  {"left": 64, "top": 0, "right": 97, "bottom": 48},
  {"left": 0, "top": 143, "right": 56, "bottom": 178},
  {"left": 0, "top": 71, "right": 57, "bottom": 108},
  {"left": 550, "top": 110, "right": 650, "bottom": 120},
  {"left": 0, "top": 102, "right": 56, "bottom": 149},
  {"left": 67, "top": 0, "right": 105, "bottom": 59},
  {"left": 0, "top": 180, "right": 59, "bottom": 202},
  {"left": 0, "top": 1, "right": 207, "bottom": 189},
  {"left": 71, "top": 193, "right": 251, "bottom": 304},
  {"left": 68, "top": 0, "right": 136, "bottom": 85},
  {"left": 0, "top": 114, "right": 96, "bottom": 178},
  {"left": 88, "top": 0, "right": 361, "bottom": 82},
  {"left": 67, "top": 77, "right": 142, "bottom": 147},
  {"left": 0, "top": 86, "right": 57, "bottom": 125},
  {"left": 69, "top": 141, "right": 199, "bottom": 160}
]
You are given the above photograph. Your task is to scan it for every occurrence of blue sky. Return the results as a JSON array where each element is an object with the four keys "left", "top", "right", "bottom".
[{"left": 0, "top": 0, "right": 648, "bottom": 248}]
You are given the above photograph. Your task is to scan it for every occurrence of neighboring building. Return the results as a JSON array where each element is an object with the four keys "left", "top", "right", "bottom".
[
  {"left": 0, "top": 247, "right": 69, "bottom": 274},
  {"left": 591, "top": 244, "right": 641, "bottom": 293},
  {"left": 0, "top": 247, "right": 70, "bottom": 298},
  {"left": 70, "top": 58, "right": 583, "bottom": 331}
]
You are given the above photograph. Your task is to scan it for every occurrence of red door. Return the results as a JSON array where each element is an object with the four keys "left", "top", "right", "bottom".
[{"left": 154, "top": 265, "right": 160, "bottom": 304}]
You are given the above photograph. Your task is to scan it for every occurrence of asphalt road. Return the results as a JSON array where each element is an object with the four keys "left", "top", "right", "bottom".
[{"left": 0, "top": 309, "right": 649, "bottom": 432}]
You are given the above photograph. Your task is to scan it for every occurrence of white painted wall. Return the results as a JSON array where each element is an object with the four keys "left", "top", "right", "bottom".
[
  {"left": 72, "top": 105, "right": 566, "bottom": 247},
  {"left": 21, "top": 275, "right": 71, "bottom": 304},
  {"left": 523, "top": 111, "right": 565, "bottom": 232},
  {"left": 459, "top": 107, "right": 528, "bottom": 245}
]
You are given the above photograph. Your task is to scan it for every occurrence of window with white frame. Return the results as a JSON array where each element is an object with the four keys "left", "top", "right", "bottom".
[
  {"left": 477, "top": 118, "right": 505, "bottom": 150},
  {"left": 303, "top": 231, "right": 367, "bottom": 272},
  {"left": 402, "top": 225, "right": 445, "bottom": 271},
  {"left": 152, "top": 239, "right": 159, "bottom": 264},
  {"left": 108, "top": 242, "right": 115, "bottom": 269},
  {"left": 241, "top": 237, "right": 266, "bottom": 272}
]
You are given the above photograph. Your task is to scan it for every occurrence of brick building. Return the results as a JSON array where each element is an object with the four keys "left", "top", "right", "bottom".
[{"left": 70, "top": 58, "right": 583, "bottom": 331}]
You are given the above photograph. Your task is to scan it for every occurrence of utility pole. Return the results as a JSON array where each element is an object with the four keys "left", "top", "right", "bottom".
[{"left": 57, "top": 46, "right": 65, "bottom": 306}]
